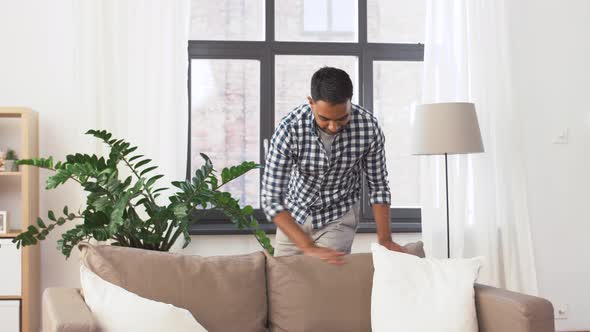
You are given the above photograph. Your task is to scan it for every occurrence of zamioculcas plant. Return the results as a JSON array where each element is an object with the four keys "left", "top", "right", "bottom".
[{"left": 13, "top": 130, "right": 274, "bottom": 257}]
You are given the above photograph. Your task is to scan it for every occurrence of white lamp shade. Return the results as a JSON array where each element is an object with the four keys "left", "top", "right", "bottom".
[{"left": 411, "top": 102, "right": 484, "bottom": 155}]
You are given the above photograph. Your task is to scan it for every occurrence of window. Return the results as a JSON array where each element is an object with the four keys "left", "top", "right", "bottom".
[
  {"left": 276, "top": 0, "right": 358, "bottom": 42},
  {"left": 190, "top": 59, "right": 261, "bottom": 208},
  {"left": 188, "top": 0, "right": 424, "bottom": 234}
]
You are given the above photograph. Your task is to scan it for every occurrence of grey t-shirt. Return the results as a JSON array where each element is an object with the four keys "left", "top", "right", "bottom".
[{"left": 318, "top": 128, "right": 336, "bottom": 159}]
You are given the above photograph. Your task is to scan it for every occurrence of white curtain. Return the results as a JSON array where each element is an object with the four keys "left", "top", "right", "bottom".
[
  {"left": 420, "top": 0, "right": 538, "bottom": 294},
  {"left": 73, "top": 0, "right": 190, "bottom": 185}
]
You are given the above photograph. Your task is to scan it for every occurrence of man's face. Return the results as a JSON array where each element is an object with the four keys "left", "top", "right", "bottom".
[{"left": 308, "top": 96, "right": 351, "bottom": 135}]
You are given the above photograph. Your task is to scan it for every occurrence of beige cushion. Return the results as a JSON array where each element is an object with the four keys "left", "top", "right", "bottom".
[
  {"left": 78, "top": 243, "right": 267, "bottom": 332},
  {"left": 266, "top": 241, "right": 425, "bottom": 332}
]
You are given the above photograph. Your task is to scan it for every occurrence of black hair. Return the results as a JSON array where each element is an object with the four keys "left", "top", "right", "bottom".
[{"left": 310, "top": 67, "right": 353, "bottom": 104}]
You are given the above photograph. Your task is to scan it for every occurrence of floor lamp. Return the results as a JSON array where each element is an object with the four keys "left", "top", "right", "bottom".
[{"left": 411, "top": 102, "right": 484, "bottom": 258}]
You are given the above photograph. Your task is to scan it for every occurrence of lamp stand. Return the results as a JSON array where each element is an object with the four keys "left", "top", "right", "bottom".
[{"left": 444, "top": 153, "right": 450, "bottom": 259}]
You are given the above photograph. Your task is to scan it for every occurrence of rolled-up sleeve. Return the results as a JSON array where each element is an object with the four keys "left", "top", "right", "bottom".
[
  {"left": 363, "top": 123, "right": 391, "bottom": 205},
  {"left": 261, "top": 123, "right": 294, "bottom": 221}
]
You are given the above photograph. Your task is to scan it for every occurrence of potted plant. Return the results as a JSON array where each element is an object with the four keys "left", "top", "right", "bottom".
[
  {"left": 4, "top": 149, "right": 18, "bottom": 172},
  {"left": 13, "top": 130, "right": 274, "bottom": 257}
]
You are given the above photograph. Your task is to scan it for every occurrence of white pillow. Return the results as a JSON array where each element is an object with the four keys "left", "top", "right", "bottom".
[
  {"left": 371, "top": 243, "right": 482, "bottom": 332},
  {"left": 80, "top": 265, "right": 207, "bottom": 332}
]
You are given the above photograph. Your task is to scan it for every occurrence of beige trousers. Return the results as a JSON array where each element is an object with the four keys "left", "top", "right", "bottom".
[{"left": 274, "top": 202, "right": 361, "bottom": 257}]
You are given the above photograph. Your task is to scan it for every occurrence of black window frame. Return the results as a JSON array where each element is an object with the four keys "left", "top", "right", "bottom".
[{"left": 188, "top": 0, "right": 423, "bottom": 235}]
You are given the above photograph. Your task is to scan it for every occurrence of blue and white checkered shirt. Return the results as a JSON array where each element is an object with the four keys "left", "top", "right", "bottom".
[{"left": 261, "top": 103, "right": 391, "bottom": 229}]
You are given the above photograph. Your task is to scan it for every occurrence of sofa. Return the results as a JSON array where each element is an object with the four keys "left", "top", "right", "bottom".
[{"left": 42, "top": 242, "right": 555, "bottom": 332}]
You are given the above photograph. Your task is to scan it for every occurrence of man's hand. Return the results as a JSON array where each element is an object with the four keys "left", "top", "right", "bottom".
[
  {"left": 379, "top": 239, "right": 408, "bottom": 254},
  {"left": 302, "top": 246, "right": 346, "bottom": 265}
]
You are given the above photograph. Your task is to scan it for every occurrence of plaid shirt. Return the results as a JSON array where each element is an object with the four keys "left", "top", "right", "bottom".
[{"left": 261, "top": 103, "right": 391, "bottom": 229}]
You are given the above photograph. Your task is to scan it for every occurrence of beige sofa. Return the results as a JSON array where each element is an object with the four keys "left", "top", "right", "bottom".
[{"left": 42, "top": 242, "right": 555, "bottom": 332}]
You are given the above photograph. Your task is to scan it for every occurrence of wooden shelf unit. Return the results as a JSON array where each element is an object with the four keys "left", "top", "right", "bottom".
[
  {"left": 0, "top": 107, "right": 40, "bottom": 332},
  {"left": 0, "top": 172, "right": 22, "bottom": 177},
  {"left": 0, "top": 232, "right": 22, "bottom": 239}
]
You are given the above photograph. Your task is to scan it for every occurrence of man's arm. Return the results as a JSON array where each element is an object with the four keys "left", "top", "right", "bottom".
[
  {"left": 273, "top": 211, "right": 346, "bottom": 264},
  {"left": 261, "top": 124, "right": 345, "bottom": 263},
  {"left": 261, "top": 123, "right": 293, "bottom": 222},
  {"left": 363, "top": 123, "right": 405, "bottom": 252},
  {"left": 372, "top": 203, "right": 407, "bottom": 252}
]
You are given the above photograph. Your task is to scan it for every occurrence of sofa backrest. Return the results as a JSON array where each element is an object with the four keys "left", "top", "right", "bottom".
[
  {"left": 78, "top": 243, "right": 268, "bottom": 332},
  {"left": 266, "top": 252, "right": 374, "bottom": 332},
  {"left": 79, "top": 241, "right": 425, "bottom": 332},
  {"left": 265, "top": 242, "right": 425, "bottom": 332}
]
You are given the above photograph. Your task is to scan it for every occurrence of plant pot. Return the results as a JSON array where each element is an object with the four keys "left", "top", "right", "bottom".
[{"left": 4, "top": 160, "right": 18, "bottom": 172}]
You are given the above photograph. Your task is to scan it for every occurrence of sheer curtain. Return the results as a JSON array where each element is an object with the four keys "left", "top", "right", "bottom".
[
  {"left": 74, "top": 0, "right": 190, "bottom": 186},
  {"left": 419, "top": 0, "right": 538, "bottom": 294}
]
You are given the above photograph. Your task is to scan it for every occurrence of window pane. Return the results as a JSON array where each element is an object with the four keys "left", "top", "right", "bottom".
[
  {"left": 190, "top": 59, "right": 260, "bottom": 208},
  {"left": 367, "top": 0, "right": 425, "bottom": 43},
  {"left": 275, "top": 0, "right": 358, "bottom": 42},
  {"left": 275, "top": 55, "right": 359, "bottom": 125},
  {"left": 373, "top": 61, "right": 423, "bottom": 207},
  {"left": 190, "top": 0, "right": 265, "bottom": 41}
]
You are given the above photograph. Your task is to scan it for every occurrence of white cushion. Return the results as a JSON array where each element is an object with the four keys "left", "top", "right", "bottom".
[
  {"left": 80, "top": 265, "right": 207, "bottom": 332},
  {"left": 371, "top": 243, "right": 482, "bottom": 332}
]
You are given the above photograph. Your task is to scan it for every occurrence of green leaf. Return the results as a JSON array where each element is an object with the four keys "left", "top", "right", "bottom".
[
  {"left": 135, "top": 159, "right": 152, "bottom": 169},
  {"left": 135, "top": 197, "right": 149, "bottom": 207},
  {"left": 152, "top": 187, "right": 169, "bottom": 194},
  {"left": 85, "top": 211, "right": 109, "bottom": 228},
  {"left": 46, "top": 169, "right": 72, "bottom": 189},
  {"left": 220, "top": 161, "right": 260, "bottom": 185},
  {"left": 16, "top": 157, "right": 54, "bottom": 168},
  {"left": 221, "top": 168, "right": 230, "bottom": 184},
  {"left": 146, "top": 175, "right": 164, "bottom": 188},
  {"left": 128, "top": 155, "right": 144, "bottom": 163},
  {"left": 209, "top": 176, "right": 218, "bottom": 189},
  {"left": 37, "top": 217, "right": 46, "bottom": 228},
  {"left": 108, "top": 180, "right": 143, "bottom": 233},
  {"left": 140, "top": 166, "right": 158, "bottom": 177},
  {"left": 123, "top": 146, "right": 138, "bottom": 155},
  {"left": 182, "top": 228, "right": 191, "bottom": 249},
  {"left": 90, "top": 196, "right": 111, "bottom": 212},
  {"left": 63, "top": 206, "right": 69, "bottom": 215},
  {"left": 241, "top": 205, "right": 254, "bottom": 215},
  {"left": 48, "top": 210, "right": 56, "bottom": 221},
  {"left": 86, "top": 129, "right": 112, "bottom": 142},
  {"left": 92, "top": 229, "right": 109, "bottom": 241}
]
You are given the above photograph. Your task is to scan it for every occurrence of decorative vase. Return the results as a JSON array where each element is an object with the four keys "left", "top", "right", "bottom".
[{"left": 4, "top": 160, "right": 18, "bottom": 172}]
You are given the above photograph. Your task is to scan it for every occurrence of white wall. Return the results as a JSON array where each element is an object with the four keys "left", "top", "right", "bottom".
[
  {"left": 0, "top": 0, "right": 421, "bottom": 314},
  {"left": 0, "top": 0, "right": 88, "bottom": 289},
  {"left": 506, "top": 1, "right": 590, "bottom": 330}
]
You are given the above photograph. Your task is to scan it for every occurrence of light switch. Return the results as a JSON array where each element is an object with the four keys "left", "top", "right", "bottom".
[{"left": 553, "top": 128, "right": 569, "bottom": 144}]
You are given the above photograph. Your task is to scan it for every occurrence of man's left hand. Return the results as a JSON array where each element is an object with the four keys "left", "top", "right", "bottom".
[{"left": 379, "top": 240, "right": 408, "bottom": 253}]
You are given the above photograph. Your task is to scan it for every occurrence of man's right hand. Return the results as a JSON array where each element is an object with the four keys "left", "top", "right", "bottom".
[{"left": 302, "top": 246, "right": 346, "bottom": 265}]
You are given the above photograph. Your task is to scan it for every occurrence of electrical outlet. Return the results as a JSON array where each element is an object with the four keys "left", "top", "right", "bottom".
[
  {"left": 553, "top": 128, "right": 569, "bottom": 144},
  {"left": 554, "top": 304, "right": 569, "bottom": 320}
]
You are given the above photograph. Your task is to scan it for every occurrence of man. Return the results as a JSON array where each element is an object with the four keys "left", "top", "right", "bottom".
[{"left": 261, "top": 67, "right": 406, "bottom": 265}]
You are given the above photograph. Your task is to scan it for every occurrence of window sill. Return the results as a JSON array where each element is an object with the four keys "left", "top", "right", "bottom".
[{"left": 188, "top": 221, "right": 421, "bottom": 235}]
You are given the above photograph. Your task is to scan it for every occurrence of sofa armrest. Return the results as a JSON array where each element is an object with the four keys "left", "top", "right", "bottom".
[
  {"left": 475, "top": 283, "right": 554, "bottom": 332},
  {"left": 43, "top": 288, "right": 99, "bottom": 332}
]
